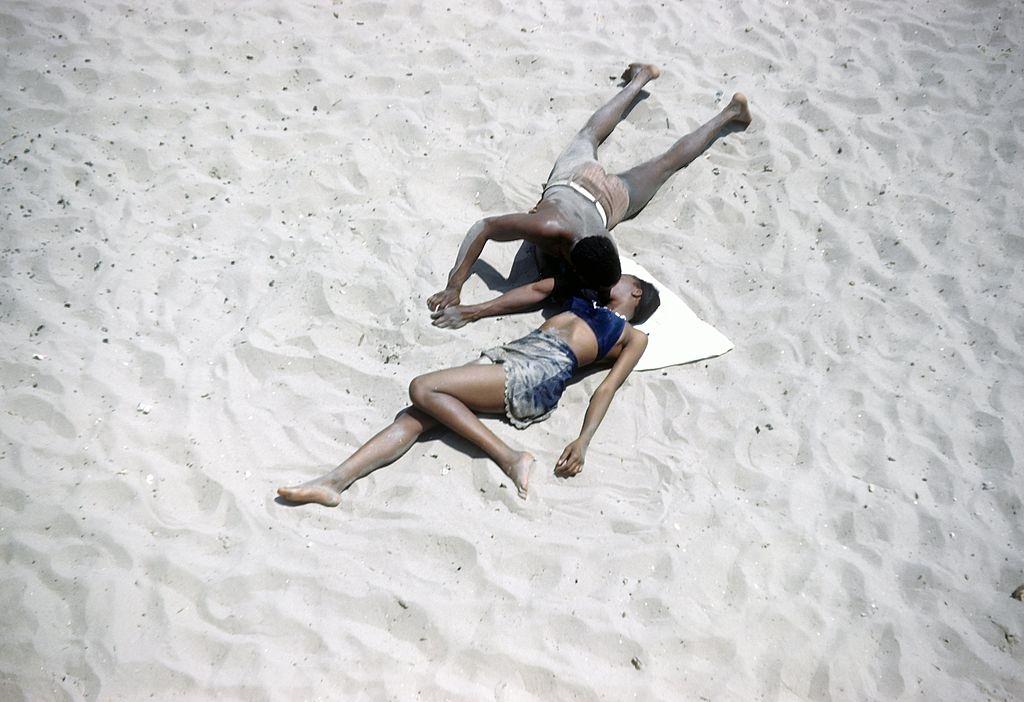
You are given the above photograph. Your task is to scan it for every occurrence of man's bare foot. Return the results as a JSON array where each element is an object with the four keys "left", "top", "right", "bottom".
[
  {"left": 277, "top": 478, "right": 345, "bottom": 507},
  {"left": 503, "top": 452, "right": 535, "bottom": 499},
  {"left": 729, "top": 92, "right": 752, "bottom": 126},
  {"left": 621, "top": 63, "right": 661, "bottom": 84}
]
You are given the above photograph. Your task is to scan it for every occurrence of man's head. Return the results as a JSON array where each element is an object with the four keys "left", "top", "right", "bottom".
[
  {"left": 609, "top": 274, "right": 661, "bottom": 324},
  {"left": 570, "top": 236, "right": 621, "bottom": 292}
]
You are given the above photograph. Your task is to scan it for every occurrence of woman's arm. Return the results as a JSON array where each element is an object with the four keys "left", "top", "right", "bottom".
[
  {"left": 555, "top": 327, "right": 649, "bottom": 477},
  {"left": 430, "top": 278, "right": 557, "bottom": 329}
]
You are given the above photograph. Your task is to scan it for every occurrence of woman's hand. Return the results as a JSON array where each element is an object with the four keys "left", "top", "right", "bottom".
[
  {"left": 555, "top": 438, "right": 588, "bottom": 477},
  {"left": 430, "top": 305, "right": 474, "bottom": 329}
]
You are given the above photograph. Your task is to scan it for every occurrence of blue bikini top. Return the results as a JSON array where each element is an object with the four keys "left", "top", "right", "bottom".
[{"left": 566, "top": 295, "right": 626, "bottom": 359}]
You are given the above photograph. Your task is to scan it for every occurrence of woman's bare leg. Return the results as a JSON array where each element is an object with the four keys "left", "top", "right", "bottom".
[
  {"left": 409, "top": 364, "right": 535, "bottom": 498},
  {"left": 616, "top": 93, "right": 751, "bottom": 221},
  {"left": 278, "top": 408, "right": 439, "bottom": 507}
]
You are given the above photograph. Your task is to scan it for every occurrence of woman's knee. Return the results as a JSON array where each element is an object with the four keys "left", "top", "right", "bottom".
[
  {"left": 408, "top": 374, "right": 435, "bottom": 407},
  {"left": 409, "top": 370, "right": 450, "bottom": 405}
]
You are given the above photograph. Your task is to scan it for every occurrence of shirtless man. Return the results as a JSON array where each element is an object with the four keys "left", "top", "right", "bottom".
[{"left": 426, "top": 62, "right": 751, "bottom": 318}]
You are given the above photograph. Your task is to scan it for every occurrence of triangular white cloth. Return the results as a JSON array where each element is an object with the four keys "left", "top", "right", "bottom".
[{"left": 620, "top": 257, "right": 734, "bottom": 372}]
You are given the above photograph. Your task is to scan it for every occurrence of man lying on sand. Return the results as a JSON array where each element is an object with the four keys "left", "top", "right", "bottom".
[
  {"left": 278, "top": 274, "right": 660, "bottom": 506},
  {"left": 427, "top": 62, "right": 750, "bottom": 315}
]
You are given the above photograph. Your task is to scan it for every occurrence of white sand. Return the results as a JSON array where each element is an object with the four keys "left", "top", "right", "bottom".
[{"left": 2, "top": 0, "right": 1022, "bottom": 698}]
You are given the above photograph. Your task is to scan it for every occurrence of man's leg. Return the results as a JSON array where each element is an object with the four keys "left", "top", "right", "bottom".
[
  {"left": 615, "top": 93, "right": 751, "bottom": 221},
  {"left": 278, "top": 408, "right": 439, "bottom": 507},
  {"left": 580, "top": 63, "right": 662, "bottom": 150},
  {"left": 409, "top": 364, "right": 535, "bottom": 498},
  {"left": 547, "top": 63, "right": 661, "bottom": 182}
]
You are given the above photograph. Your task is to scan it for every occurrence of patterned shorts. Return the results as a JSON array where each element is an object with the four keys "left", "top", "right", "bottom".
[{"left": 482, "top": 330, "right": 579, "bottom": 429}]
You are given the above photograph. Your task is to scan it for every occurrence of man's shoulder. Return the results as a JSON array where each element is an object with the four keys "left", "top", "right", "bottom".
[
  {"left": 523, "top": 213, "right": 572, "bottom": 240},
  {"left": 486, "top": 211, "right": 569, "bottom": 243}
]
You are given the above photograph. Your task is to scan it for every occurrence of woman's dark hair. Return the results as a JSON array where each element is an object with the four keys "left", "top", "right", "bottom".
[
  {"left": 631, "top": 278, "right": 660, "bottom": 325},
  {"left": 570, "top": 236, "right": 621, "bottom": 289}
]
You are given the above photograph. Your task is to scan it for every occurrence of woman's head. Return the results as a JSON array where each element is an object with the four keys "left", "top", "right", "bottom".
[{"left": 610, "top": 274, "right": 660, "bottom": 324}]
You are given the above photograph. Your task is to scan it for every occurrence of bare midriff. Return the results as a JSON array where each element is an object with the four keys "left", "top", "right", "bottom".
[{"left": 539, "top": 312, "right": 604, "bottom": 366}]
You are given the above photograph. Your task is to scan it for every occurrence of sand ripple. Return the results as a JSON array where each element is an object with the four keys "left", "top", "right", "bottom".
[{"left": 1, "top": 0, "right": 1022, "bottom": 698}]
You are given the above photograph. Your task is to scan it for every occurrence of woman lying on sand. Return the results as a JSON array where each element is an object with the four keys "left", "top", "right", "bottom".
[{"left": 277, "top": 274, "right": 660, "bottom": 506}]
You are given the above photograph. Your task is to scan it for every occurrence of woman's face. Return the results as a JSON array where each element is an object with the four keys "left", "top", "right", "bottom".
[{"left": 608, "top": 275, "right": 641, "bottom": 319}]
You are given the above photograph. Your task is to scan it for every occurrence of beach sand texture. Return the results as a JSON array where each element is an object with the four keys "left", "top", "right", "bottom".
[{"left": 2, "top": 0, "right": 1023, "bottom": 699}]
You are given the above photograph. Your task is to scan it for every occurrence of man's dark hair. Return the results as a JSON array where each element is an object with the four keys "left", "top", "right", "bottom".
[
  {"left": 570, "top": 236, "right": 621, "bottom": 289},
  {"left": 631, "top": 278, "right": 661, "bottom": 325}
]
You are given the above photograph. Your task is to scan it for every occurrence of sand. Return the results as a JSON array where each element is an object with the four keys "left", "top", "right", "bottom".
[{"left": 1, "top": 0, "right": 1022, "bottom": 699}]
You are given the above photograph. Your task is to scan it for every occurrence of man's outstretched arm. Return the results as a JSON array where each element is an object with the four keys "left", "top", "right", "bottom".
[
  {"left": 427, "top": 212, "right": 554, "bottom": 311},
  {"left": 430, "top": 278, "right": 557, "bottom": 329}
]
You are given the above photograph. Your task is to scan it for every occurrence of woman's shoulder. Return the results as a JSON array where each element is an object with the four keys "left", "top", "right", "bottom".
[
  {"left": 627, "top": 325, "right": 649, "bottom": 346},
  {"left": 601, "top": 324, "right": 646, "bottom": 362},
  {"left": 619, "top": 325, "right": 648, "bottom": 352}
]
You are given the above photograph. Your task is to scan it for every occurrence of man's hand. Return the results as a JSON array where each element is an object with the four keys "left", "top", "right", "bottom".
[
  {"left": 555, "top": 438, "right": 588, "bottom": 477},
  {"left": 431, "top": 305, "right": 474, "bottom": 329},
  {"left": 427, "top": 287, "right": 460, "bottom": 311}
]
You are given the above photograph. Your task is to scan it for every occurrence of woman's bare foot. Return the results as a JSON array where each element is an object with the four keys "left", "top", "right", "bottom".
[
  {"left": 621, "top": 62, "right": 661, "bottom": 84},
  {"left": 503, "top": 452, "right": 535, "bottom": 499},
  {"left": 729, "top": 92, "right": 752, "bottom": 125},
  {"left": 277, "top": 477, "right": 346, "bottom": 507}
]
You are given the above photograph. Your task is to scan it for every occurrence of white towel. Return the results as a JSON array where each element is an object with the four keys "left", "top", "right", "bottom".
[{"left": 620, "top": 257, "right": 733, "bottom": 372}]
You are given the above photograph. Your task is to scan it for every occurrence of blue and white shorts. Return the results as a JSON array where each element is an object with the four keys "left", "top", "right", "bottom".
[{"left": 481, "top": 330, "right": 579, "bottom": 429}]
